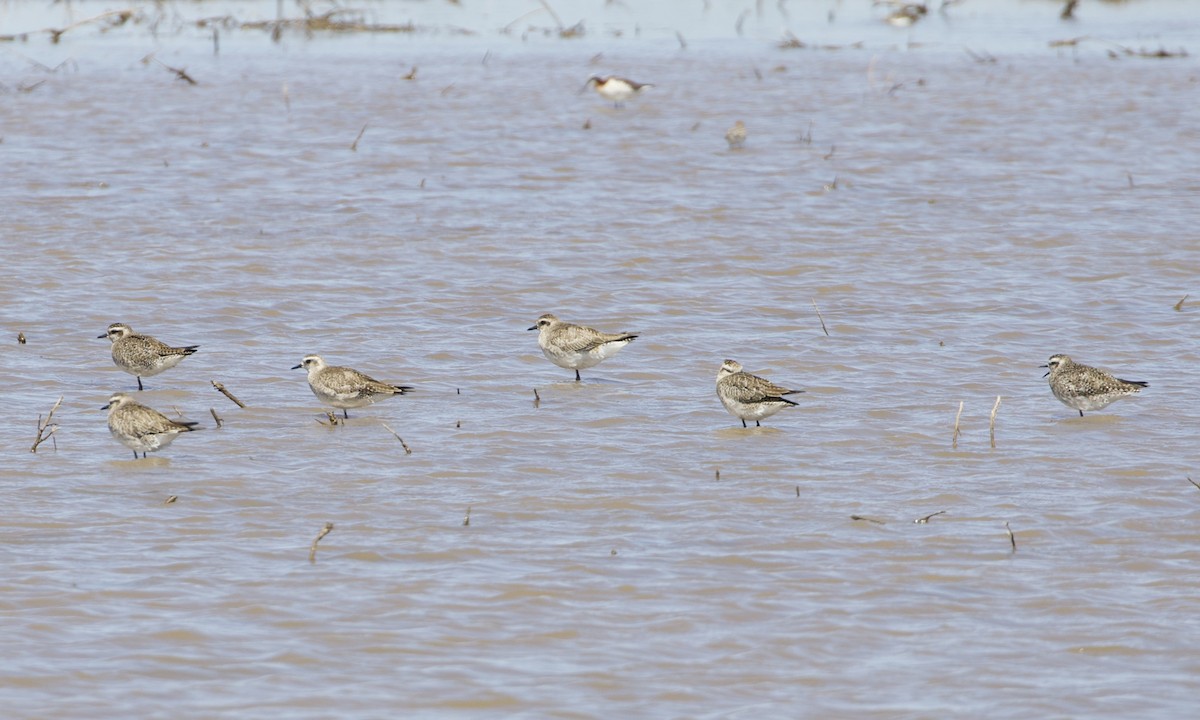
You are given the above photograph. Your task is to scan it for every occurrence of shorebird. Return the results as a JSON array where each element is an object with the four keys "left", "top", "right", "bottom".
[
  {"left": 293, "top": 355, "right": 412, "bottom": 419},
  {"left": 528, "top": 313, "right": 638, "bottom": 382},
  {"left": 103, "top": 392, "right": 199, "bottom": 459},
  {"left": 725, "top": 120, "right": 747, "bottom": 149},
  {"left": 583, "top": 76, "right": 652, "bottom": 108},
  {"left": 716, "top": 359, "right": 803, "bottom": 428},
  {"left": 99, "top": 323, "right": 198, "bottom": 391},
  {"left": 1042, "top": 354, "right": 1147, "bottom": 417}
]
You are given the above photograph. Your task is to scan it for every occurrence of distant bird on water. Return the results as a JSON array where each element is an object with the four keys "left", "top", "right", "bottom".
[
  {"left": 103, "top": 392, "right": 199, "bottom": 459},
  {"left": 725, "top": 120, "right": 747, "bottom": 149},
  {"left": 716, "top": 359, "right": 803, "bottom": 428},
  {"left": 99, "top": 322, "right": 198, "bottom": 391},
  {"left": 528, "top": 313, "right": 638, "bottom": 381},
  {"left": 1041, "top": 354, "right": 1147, "bottom": 417},
  {"left": 583, "top": 76, "right": 652, "bottom": 108},
  {"left": 293, "top": 355, "right": 412, "bottom": 419}
]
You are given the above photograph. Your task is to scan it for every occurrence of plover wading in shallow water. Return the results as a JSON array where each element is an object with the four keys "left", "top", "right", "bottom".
[
  {"left": 1042, "top": 354, "right": 1147, "bottom": 417},
  {"left": 100, "top": 322, "right": 198, "bottom": 391},
  {"left": 716, "top": 359, "right": 803, "bottom": 428},
  {"left": 293, "top": 355, "right": 412, "bottom": 419},
  {"left": 583, "top": 76, "right": 652, "bottom": 108},
  {"left": 528, "top": 313, "right": 638, "bottom": 382},
  {"left": 103, "top": 392, "right": 199, "bottom": 459},
  {"left": 725, "top": 120, "right": 747, "bottom": 149}
]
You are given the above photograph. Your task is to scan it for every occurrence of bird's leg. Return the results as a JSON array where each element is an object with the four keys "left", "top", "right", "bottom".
[
  {"left": 132, "top": 450, "right": 138, "bottom": 459},
  {"left": 575, "top": 369, "right": 581, "bottom": 382},
  {"left": 741, "top": 419, "right": 747, "bottom": 428},
  {"left": 1079, "top": 410, "right": 1084, "bottom": 417},
  {"left": 756, "top": 421, "right": 761, "bottom": 427},
  {"left": 343, "top": 409, "right": 349, "bottom": 420},
  {"left": 137, "top": 376, "right": 144, "bottom": 391}
]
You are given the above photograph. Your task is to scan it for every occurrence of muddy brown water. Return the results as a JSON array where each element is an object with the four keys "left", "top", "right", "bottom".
[{"left": 2, "top": 1, "right": 1199, "bottom": 717}]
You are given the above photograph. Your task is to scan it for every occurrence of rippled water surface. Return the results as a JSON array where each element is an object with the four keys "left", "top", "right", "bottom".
[{"left": 3, "top": 1, "right": 1200, "bottom": 717}]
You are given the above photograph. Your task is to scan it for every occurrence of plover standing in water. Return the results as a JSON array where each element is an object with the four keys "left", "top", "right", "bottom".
[
  {"left": 528, "top": 313, "right": 638, "bottom": 382},
  {"left": 1042, "top": 354, "right": 1147, "bottom": 417},
  {"left": 100, "top": 323, "right": 198, "bottom": 391},
  {"left": 716, "top": 359, "right": 803, "bottom": 428},
  {"left": 583, "top": 76, "right": 652, "bottom": 108},
  {"left": 293, "top": 355, "right": 412, "bottom": 419},
  {"left": 725, "top": 120, "right": 747, "bottom": 149},
  {"left": 103, "top": 392, "right": 199, "bottom": 459}
]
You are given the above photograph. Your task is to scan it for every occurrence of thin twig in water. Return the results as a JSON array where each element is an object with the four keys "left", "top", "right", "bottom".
[
  {"left": 715, "top": 467, "right": 721, "bottom": 481},
  {"left": 165, "top": 495, "right": 178, "bottom": 504},
  {"left": 210, "top": 408, "right": 223, "bottom": 428},
  {"left": 952, "top": 400, "right": 964, "bottom": 448},
  {"left": 914, "top": 510, "right": 946, "bottom": 524},
  {"left": 1004, "top": 522, "right": 1016, "bottom": 552},
  {"left": 154, "top": 57, "right": 198, "bottom": 85},
  {"left": 1174, "top": 294, "right": 1188, "bottom": 311},
  {"left": 675, "top": 31, "right": 687, "bottom": 50},
  {"left": 1188, "top": 476, "right": 1200, "bottom": 491},
  {"left": 989, "top": 395, "right": 1002, "bottom": 449},
  {"left": 463, "top": 506, "right": 471, "bottom": 526},
  {"left": 823, "top": 145, "right": 836, "bottom": 160},
  {"left": 402, "top": 66, "right": 418, "bottom": 80},
  {"left": 211, "top": 380, "right": 246, "bottom": 408},
  {"left": 350, "top": 123, "right": 368, "bottom": 151},
  {"left": 851, "top": 515, "right": 886, "bottom": 525},
  {"left": 30, "top": 396, "right": 63, "bottom": 453},
  {"left": 811, "top": 297, "right": 829, "bottom": 336},
  {"left": 309, "top": 522, "right": 334, "bottom": 563},
  {"left": 381, "top": 422, "right": 413, "bottom": 454},
  {"left": 533, "top": 388, "right": 541, "bottom": 408}
]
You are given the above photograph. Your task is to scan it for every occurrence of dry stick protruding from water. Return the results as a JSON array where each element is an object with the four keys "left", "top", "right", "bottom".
[
  {"left": 350, "top": 124, "right": 368, "bottom": 152},
  {"left": 715, "top": 467, "right": 720, "bottom": 481},
  {"left": 381, "top": 423, "right": 413, "bottom": 454},
  {"left": 914, "top": 510, "right": 947, "bottom": 524},
  {"left": 1174, "top": 294, "right": 1189, "bottom": 311},
  {"left": 30, "top": 396, "right": 63, "bottom": 453},
  {"left": 811, "top": 298, "right": 829, "bottom": 336},
  {"left": 211, "top": 380, "right": 246, "bottom": 408},
  {"left": 851, "top": 515, "right": 886, "bottom": 525},
  {"left": 165, "top": 495, "right": 178, "bottom": 504},
  {"left": 675, "top": 31, "right": 687, "bottom": 50},
  {"left": 533, "top": 388, "right": 541, "bottom": 408},
  {"left": 402, "top": 66, "right": 417, "bottom": 80},
  {"left": 1004, "top": 522, "right": 1016, "bottom": 552},
  {"left": 989, "top": 395, "right": 1002, "bottom": 449},
  {"left": 44, "top": 9, "right": 133, "bottom": 43},
  {"left": 952, "top": 401, "right": 964, "bottom": 449},
  {"left": 463, "top": 506, "right": 471, "bottom": 526},
  {"left": 309, "top": 522, "right": 334, "bottom": 563},
  {"left": 18, "top": 332, "right": 26, "bottom": 344},
  {"left": 153, "top": 57, "right": 198, "bottom": 85},
  {"left": 1188, "top": 476, "right": 1200, "bottom": 491},
  {"left": 209, "top": 408, "right": 223, "bottom": 428}
]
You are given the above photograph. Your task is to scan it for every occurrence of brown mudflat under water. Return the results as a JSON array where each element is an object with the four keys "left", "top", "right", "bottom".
[{"left": 2, "top": 1, "right": 1199, "bottom": 717}]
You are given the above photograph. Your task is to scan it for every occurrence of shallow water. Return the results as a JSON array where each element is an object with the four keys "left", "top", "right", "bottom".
[{"left": 2, "top": 1, "right": 1200, "bottom": 717}]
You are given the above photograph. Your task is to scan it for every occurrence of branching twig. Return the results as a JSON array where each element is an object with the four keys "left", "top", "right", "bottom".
[
  {"left": 211, "top": 380, "right": 246, "bottom": 408},
  {"left": 952, "top": 400, "right": 964, "bottom": 448},
  {"left": 381, "top": 423, "right": 412, "bottom": 454},
  {"left": 30, "top": 396, "right": 63, "bottom": 453},
  {"left": 309, "top": 522, "right": 334, "bottom": 563},
  {"left": 153, "top": 57, "right": 197, "bottom": 85}
]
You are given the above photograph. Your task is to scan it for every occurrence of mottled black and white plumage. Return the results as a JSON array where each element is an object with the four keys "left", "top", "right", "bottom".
[
  {"left": 100, "top": 322, "right": 198, "bottom": 391},
  {"left": 103, "top": 392, "right": 199, "bottom": 459},
  {"left": 528, "top": 313, "right": 638, "bottom": 381},
  {"left": 716, "top": 359, "right": 803, "bottom": 428},
  {"left": 584, "top": 76, "right": 652, "bottom": 108},
  {"left": 292, "top": 354, "right": 412, "bottom": 419},
  {"left": 1042, "top": 354, "right": 1147, "bottom": 417}
]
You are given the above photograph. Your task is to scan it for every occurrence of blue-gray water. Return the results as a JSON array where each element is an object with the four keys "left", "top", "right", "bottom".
[{"left": 2, "top": 1, "right": 1199, "bottom": 717}]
